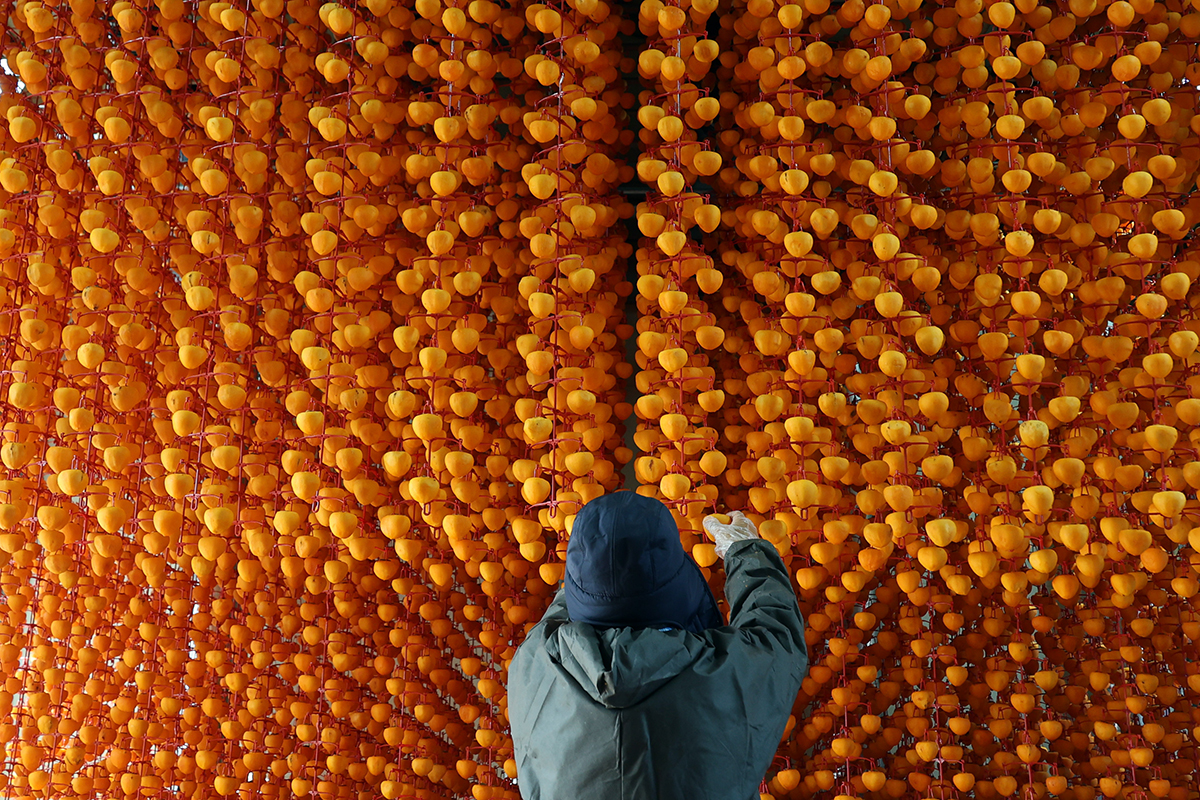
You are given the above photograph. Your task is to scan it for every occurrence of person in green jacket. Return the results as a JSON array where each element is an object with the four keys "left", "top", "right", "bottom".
[{"left": 508, "top": 491, "right": 808, "bottom": 800}]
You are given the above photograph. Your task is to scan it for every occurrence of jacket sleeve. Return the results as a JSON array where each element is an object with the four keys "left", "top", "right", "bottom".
[
  {"left": 672, "top": 538, "right": 807, "bottom": 798},
  {"left": 721, "top": 537, "right": 809, "bottom": 679}
]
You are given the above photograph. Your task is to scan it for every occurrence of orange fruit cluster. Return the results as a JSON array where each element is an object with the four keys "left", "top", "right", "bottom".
[
  {"left": 0, "top": 0, "right": 637, "bottom": 797},
  {"left": 635, "top": 0, "right": 1200, "bottom": 798},
  {"left": 2, "top": 0, "right": 1200, "bottom": 799}
]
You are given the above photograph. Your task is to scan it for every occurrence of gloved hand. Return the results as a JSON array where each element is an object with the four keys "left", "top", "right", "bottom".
[{"left": 702, "top": 510, "right": 760, "bottom": 559}]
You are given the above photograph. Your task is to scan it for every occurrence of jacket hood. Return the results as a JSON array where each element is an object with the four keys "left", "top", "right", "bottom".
[
  {"left": 544, "top": 623, "right": 708, "bottom": 709},
  {"left": 564, "top": 491, "right": 723, "bottom": 634}
]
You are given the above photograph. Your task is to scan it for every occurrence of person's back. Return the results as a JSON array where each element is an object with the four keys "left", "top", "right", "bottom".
[{"left": 508, "top": 492, "right": 808, "bottom": 800}]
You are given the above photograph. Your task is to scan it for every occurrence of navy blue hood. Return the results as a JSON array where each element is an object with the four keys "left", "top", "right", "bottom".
[{"left": 563, "top": 492, "right": 724, "bottom": 634}]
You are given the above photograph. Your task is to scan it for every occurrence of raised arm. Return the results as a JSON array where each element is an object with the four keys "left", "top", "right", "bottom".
[{"left": 722, "top": 538, "right": 808, "bottom": 667}]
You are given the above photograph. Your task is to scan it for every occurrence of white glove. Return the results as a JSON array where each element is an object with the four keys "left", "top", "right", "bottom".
[{"left": 702, "top": 510, "right": 760, "bottom": 559}]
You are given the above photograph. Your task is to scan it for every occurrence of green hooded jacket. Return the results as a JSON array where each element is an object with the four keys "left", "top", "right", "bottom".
[{"left": 508, "top": 539, "right": 808, "bottom": 800}]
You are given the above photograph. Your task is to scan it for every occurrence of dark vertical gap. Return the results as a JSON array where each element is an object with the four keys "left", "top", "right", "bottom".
[
  {"left": 619, "top": 6, "right": 646, "bottom": 490},
  {"left": 621, "top": 241, "right": 641, "bottom": 489}
]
